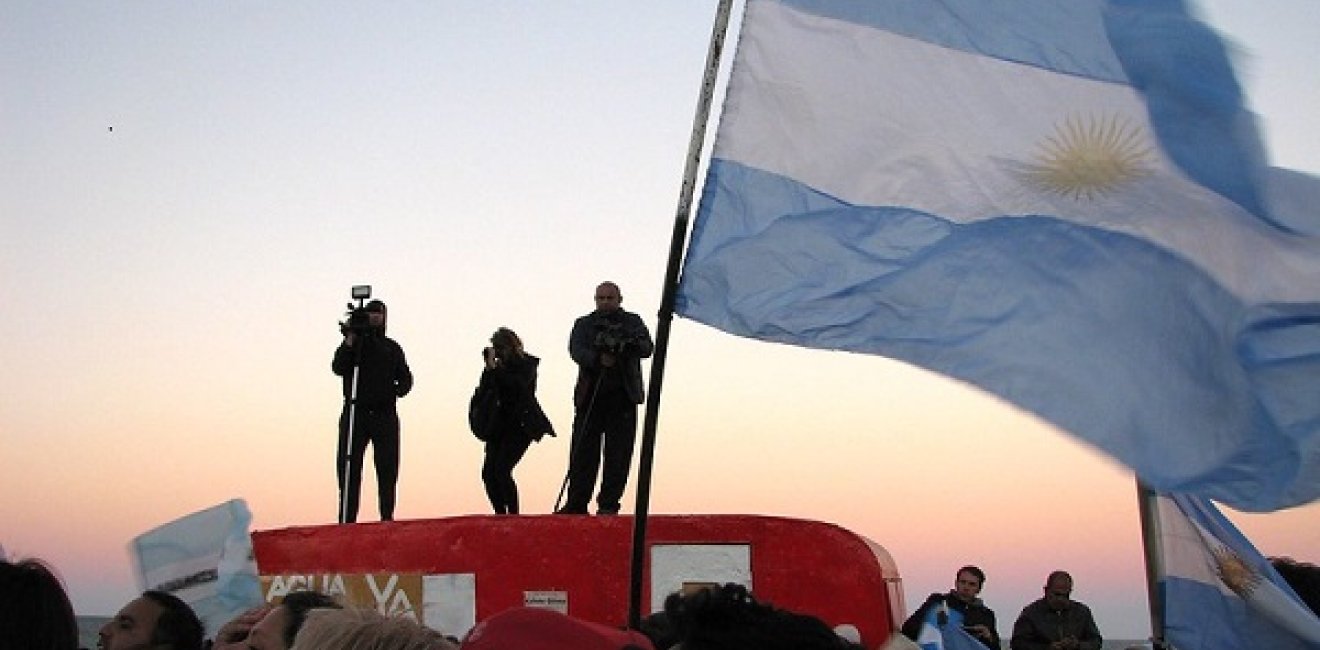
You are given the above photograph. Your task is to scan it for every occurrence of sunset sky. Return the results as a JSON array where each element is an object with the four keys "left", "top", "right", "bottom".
[{"left": 3, "top": 1, "right": 1318, "bottom": 641}]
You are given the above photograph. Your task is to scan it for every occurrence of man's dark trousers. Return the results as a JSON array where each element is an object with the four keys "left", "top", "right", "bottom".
[{"left": 337, "top": 404, "right": 400, "bottom": 523}]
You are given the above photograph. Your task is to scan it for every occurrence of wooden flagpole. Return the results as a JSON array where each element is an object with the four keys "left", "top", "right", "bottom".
[{"left": 627, "top": 0, "right": 737, "bottom": 631}]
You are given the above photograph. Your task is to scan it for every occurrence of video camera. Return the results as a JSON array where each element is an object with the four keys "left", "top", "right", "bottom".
[
  {"left": 338, "top": 285, "right": 376, "bottom": 336},
  {"left": 592, "top": 314, "right": 637, "bottom": 354}
]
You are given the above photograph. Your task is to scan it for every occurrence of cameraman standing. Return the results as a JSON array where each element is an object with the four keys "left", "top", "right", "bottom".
[
  {"left": 557, "top": 281, "right": 653, "bottom": 515},
  {"left": 332, "top": 299, "right": 413, "bottom": 523}
]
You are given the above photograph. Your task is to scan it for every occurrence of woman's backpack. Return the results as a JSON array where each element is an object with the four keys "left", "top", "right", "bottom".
[{"left": 468, "top": 376, "right": 500, "bottom": 442}]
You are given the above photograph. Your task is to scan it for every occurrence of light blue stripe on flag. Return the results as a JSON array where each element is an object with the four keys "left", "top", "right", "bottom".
[
  {"left": 914, "top": 612, "right": 984, "bottom": 650},
  {"left": 1158, "top": 494, "right": 1320, "bottom": 649},
  {"left": 915, "top": 602, "right": 965, "bottom": 650},
  {"left": 676, "top": 0, "right": 1320, "bottom": 511},
  {"left": 942, "top": 624, "right": 988, "bottom": 650}
]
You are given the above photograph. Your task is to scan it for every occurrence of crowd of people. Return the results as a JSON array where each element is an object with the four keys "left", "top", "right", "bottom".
[
  {"left": 900, "top": 567, "right": 1102, "bottom": 650},
  {"left": 6, "top": 551, "right": 1320, "bottom": 650},
  {"left": 332, "top": 281, "right": 653, "bottom": 522},
  {"left": 898, "top": 560, "right": 1320, "bottom": 649},
  {"left": 1, "top": 554, "right": 862, "bottom": 650}
]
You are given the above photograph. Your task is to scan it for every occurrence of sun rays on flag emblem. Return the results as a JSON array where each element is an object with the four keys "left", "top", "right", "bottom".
[
  {"left": 1210, "top": 543, "right": 1263, "bottom": 598},
  {"left": 1019, "top": 114, "right": 1152, "bottom": 201}
]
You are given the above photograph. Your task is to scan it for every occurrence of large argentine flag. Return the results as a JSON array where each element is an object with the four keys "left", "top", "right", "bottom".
[
  {"left": 674, "top": 0, "right": 1320, "bottom": 511},
  {"left": 1158, "top": 493, "right": 1320, "bottom": 649}
]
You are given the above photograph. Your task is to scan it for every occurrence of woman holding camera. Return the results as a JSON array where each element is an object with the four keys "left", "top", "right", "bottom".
[{"left": 477, "top": 327, "right": 553, "bottom": 514}]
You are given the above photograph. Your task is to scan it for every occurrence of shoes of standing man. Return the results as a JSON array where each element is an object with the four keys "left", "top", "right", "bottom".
[{"left": 553, "top": 505, "right": 620, "bottom": 515}]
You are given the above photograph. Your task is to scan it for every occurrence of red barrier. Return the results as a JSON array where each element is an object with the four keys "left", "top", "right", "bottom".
[{"left": 253, "top": 514, "right": 903, "bottom": 647}]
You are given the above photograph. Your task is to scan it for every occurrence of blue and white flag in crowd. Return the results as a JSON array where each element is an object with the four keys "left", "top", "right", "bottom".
[
  {"left": 1158, "top": 493, "right": 1320, "bottom": 649},
  {"left": 131, "top": 499, "right": 264, "bottom": 638},
  {"left": 939, "top": 625, "right": 987, "bottom": 650},
  {"left": 674, "top": 0, "right": 1320, "bottom": 511},
  {"left": 911, "top": 602, "right": 984, "bottom": 650},
  {"left": 914, "top": 601, "right": 960, "bottom": 650}
]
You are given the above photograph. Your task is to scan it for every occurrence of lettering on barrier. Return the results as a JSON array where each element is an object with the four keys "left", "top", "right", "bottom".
[
  {"left": 262, "top": 573, "right": 423, "bottom": 620},
  {"left": 523, "top": 590, "right": 569, "bottom": 614}
]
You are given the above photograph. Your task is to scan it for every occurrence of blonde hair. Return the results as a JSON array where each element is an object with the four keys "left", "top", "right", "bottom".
[{"left": 290, "top": 607, "right": 456, "bottom": 650}]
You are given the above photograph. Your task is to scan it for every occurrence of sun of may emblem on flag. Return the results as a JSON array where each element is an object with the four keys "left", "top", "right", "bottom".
[
  {"left": 1019, "top": 113, "right": 1151, "bottom": 200},
  {"left": 1211, "top": 544, "right": 1263, "bottom": 598}
]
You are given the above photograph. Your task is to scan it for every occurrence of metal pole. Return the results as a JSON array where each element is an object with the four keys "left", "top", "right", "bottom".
[
  {"left": 553, "top": 373, "right": 603, "bottom": 512},
  {"left": 338, "top": 295, "right": 369, "bottom": 525},
  {"left": 339, "top": 365, "right": 361, "bottom": 524},
  {"left": 1135, "top": 479, "right": 1168, "bottom": 648},
  {"left": 627, "top": 0, "right": 737, "bottom": 630}
]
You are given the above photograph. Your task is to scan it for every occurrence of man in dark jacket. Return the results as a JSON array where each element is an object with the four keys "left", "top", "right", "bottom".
[
  {"left": 557, "top": 281, "right": 653, "bottom": 516},
  {"left": 1010, "top": 571, "right": 1102, "bottom": 650},
  {"left": 332, "top": 299, "right": 413, "bottom": 523},
  {"left": 901, "top": 565, "right": 1000, "bottom": 649}
]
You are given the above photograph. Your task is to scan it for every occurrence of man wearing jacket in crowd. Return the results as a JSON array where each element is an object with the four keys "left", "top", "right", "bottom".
[
  {"left": 901, "top": 565, "right": 1000, "bottom": 649},
  {"left": 557, "top": 281, "right": 653, "bottom": 516},
  {"left": 1010, "top": 570, "right": 1103, "bottom": 650}
]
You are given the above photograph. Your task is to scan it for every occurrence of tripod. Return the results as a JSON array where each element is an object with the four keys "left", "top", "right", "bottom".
[
  {"left": 553, "top": 372, "right": 603, "bottom": 513},
  {"left": 338, "top": 350, "right": 364, "bottom": 524}
]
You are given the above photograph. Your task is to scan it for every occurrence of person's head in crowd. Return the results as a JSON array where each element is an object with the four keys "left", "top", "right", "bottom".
[
  {"left": 1272, "top": 556, "right": 1320, "bottom": 617},
  {"left": 663, "top": 583, "right": 846, "bottom": 650},
  {"left": 0, "top": 556, "right": 79, "bottom": 650},
  {"left": 952, "top": 565, "right": 986, "bottom": 603},
  {"left": 461, "top": 606, "right": 652, "bottom": 650},
  {"left": 1043, "top": 570, "right": 1074, "bottom": 612},
  {"left": 247, "top": 590, "right": 342, "bottom": 650},
  {"left": 290, "top": 607, "right": 456, "bottom": 650},
  {"left": 99, "top": 590, "right": 204, "bottom": 650},
  {"left": 639, "top": 611, "right": 677, "bottom": 650}
]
